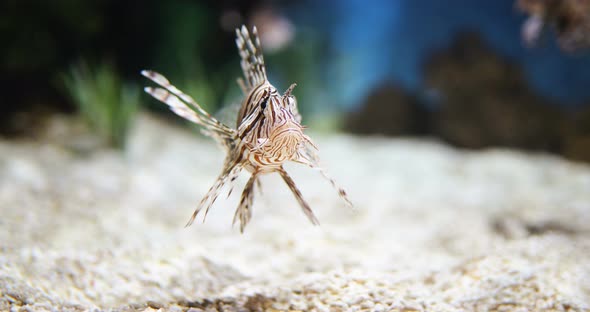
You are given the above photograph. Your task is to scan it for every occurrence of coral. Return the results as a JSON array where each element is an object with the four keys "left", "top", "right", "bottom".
[{"left": 518, "top": 0, "right": 590, "bottom": 51}]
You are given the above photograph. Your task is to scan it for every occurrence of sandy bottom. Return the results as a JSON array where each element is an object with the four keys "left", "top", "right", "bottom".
[{"left": 1, "top": 115, "right": 589, "bottom": 311}]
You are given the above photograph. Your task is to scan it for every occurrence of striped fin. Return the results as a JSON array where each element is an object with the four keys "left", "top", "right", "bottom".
[
  {"left": 185, "top": 162, "right": 243, "bottom": 227},
  {"left": 278, "top": 167, "right": 320, "bottom": 226},
  {"left": 235, "top": 25, "right": 267, "bottom": 90},
  {"left": 232, "top": 173, "right": 258, "bottom": 232},
  {"left": 141, "top": 70, "right": 237, "bottom": 144},
  {"left": 295, "top": 148, "right": 353, "bottom": 209}
]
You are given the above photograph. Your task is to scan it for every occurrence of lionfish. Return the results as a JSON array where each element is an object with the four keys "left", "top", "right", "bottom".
[{"left": 142, "top": 25, "right": 352, "bottom": 232}]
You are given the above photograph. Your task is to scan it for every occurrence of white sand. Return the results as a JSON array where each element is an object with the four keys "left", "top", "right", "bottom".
[{"left": 1, "top": 114, "right": 589, "bottom": 311}]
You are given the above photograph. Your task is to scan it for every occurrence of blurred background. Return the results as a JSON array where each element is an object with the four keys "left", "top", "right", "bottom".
[{"left": 2, "top": 0, "right": 590, "bottom": 162}]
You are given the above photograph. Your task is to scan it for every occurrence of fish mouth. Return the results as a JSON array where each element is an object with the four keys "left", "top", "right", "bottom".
[
  {"left": 272, "top": 126, "right": 304, "bottom": 144},
  {"left": 263, "top": 125, "right": 303, "bottom": 158}
]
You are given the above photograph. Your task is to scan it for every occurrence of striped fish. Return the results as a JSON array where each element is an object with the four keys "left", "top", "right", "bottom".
[{"left": 142, "top": 25, "right": 352, "bottom": 232}]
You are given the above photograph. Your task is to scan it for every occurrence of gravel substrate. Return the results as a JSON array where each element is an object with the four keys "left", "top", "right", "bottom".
[{"left": 1, "top": 115, "right": 589, "bottom": 311}]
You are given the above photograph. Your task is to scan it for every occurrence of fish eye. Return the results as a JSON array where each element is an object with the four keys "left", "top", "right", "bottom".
[{"left": 261, "top": 98, "right": 268, "bottom": 109}]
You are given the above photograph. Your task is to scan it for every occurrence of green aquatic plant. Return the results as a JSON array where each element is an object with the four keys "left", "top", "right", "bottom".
[{"left": 63, "top": 62, "right": 140, "bottom": 149}]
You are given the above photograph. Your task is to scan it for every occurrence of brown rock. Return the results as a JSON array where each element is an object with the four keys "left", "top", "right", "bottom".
[
  {"left": 345, "top": 83, "right": 428, "bottom": 136},
  {"left": 425, "top": 32, "right": 563, "bottom": 151},
  {"left": 562, "top": 106, "right": 590, "bottom": 162}
]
